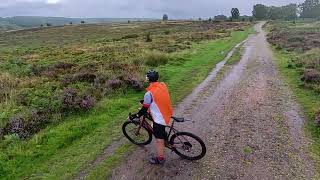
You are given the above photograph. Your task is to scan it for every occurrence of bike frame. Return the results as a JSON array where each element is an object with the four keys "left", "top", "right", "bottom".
[{"left": 137, "top": 115, "right": 185, "bottom": 149}]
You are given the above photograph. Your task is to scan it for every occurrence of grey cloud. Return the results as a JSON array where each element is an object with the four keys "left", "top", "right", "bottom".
[
  {"left": 0, "top": 0, "right": 305, "bottom": 18},
  {"left": 0, "top": 1, "right": 62, "bottom": 17}
]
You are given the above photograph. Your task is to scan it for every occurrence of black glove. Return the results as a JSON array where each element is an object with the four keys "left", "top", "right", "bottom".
[
  {"left": 129, "top": 113, "right": 139, "bottom": 121},
  {"left": 140, "top": 100, "right": 144, "bottom": 104},
  {"left": 137, "top": 106, "right": 148, "bottom": 117}
]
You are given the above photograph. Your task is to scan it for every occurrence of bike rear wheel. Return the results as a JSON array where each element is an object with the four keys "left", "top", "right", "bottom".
[
  {"left": 122, "top": 121, "right": 152, "bottom": 145},
  {"left": 169, "top": 132, "right": 206, "bottom": 160}
]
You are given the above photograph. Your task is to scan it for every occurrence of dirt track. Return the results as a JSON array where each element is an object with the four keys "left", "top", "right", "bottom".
[{"left": 110, "top": 22, "right": 317, "bottom": 180}]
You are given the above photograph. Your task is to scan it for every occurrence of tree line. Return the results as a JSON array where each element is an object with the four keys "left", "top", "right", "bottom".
[
  {"left": 253, "top": 0, "right": 320, "bottom": 20},
  {"left": 162, "top": 0, "right": 320, "bottom": 23}
]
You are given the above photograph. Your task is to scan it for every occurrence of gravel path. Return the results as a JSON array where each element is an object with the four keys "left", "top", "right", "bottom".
[{"left": 110, "top": 22, "right": 316, "bottom": 180}]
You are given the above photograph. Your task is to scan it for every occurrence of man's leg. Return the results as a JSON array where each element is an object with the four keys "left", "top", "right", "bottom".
[
  {"left": 150, "top": 123, "right": 166, "bottom": 164},
  {"left": 156, "top": 138, "right": 165, "bottom": 159}
]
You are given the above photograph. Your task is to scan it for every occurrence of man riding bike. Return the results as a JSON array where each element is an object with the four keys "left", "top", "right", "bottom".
[{"left": 130, "top": 70, "right": 173, "bottom": 165}]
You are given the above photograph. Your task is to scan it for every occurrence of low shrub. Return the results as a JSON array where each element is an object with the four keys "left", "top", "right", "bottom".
[
  {"left": 61, "top": 71, "right": 97, "bottom": 85},
  {"left": 288, "top": 36, "right": 304, "bottom": 43},
  {"left": 61, "top": 75, "right": 73, "bottom": 86},
  {"left": 53, "top": 62, "right": 74, "bottom": 70},
  {"left": 0, "top": 72, "right": 19, "bottom": 103},
  {"left": 4, "top": 115, "right": 27, "bottom": 139},
  {"left": 79, "top": 63, "right": 97, "bottom": 72},
  {"left": 131, "top": 58, "right": 145, "bottom": 66},
  {"left": 108, "top": 62, "right": 130, "bottom": 71},
  {"left": 185, "top": 41, "right": 192, "bottom": 45},
  {"left": 146, "top": 32, "right": 152, "bottom": 42},
  {"left": 62, "top": 88, "right": 96, "bottom": 112},
  {"left": 73, "top": 72, "right": 97, "bottom": 83},
  {"left": 25, "top": 110, "right": 51, "bottom": 135},
  {"left": 144, "top": 51, "right": 169, "bottom": 67},
  {"left": 62, "top": 88, "right": 79, "bottom": 111},
  {"left": 124, "top": 77, "right": 144, "bottom": 91},
  {"left": 122, "top": 34, "right": 139, "bottom": 39},
  {"left": 32, "top": 62, "right": 74, "bottom": 78},
  {"left": 2, "top": 110, "right": 51, "bottom": 139},
  {"left": 0, "top": 59, "right": 33, "bottom": 76},
  {"left": 235, "top": 28, "right": 245, "bottom": 31},
  {"left": 275, "top": 45, "right": 283, "bottom": 50},
  {"left": 112, "top": 37, "right": 122, "bottom": 42},
  {"left": 107, "top": 78, "right": 124, "bottom": 90},
  {"left": 297, "top": 48, "right": 320, "bottom": 70},
  {"left": 2, "top": 133, "right": 20, "bottom": 145},
  {"left": 15, "top": 83, "right": 62, "bottom": 112},
  {"left": 31, "top": 65, "right": 46, "bottom": 76},
  {"left": 287, "top": 60, "right": 295, "bottom": 68},
  {"left": 316, "top": 111, "right": 320, "bottom": 127},
  {"left": 301, "top": 69, "right": 320, "bottom": 83},
  {"left": 79, "top": 95, "right": 96, "bottom": 110},
  {"left": 0, "top": 127, "right": 4, "bottom": 138}
]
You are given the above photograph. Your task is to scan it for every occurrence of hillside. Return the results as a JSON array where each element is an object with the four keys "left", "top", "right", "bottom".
[
  {"left": 0, "top": 16, "right": 155, "bottom": 29},
  {"left": 0, "top": 18, "right": 22, "bottom": 32}
]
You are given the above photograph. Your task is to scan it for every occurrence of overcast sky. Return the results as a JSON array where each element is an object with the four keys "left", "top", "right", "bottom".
[{"left": 0, "top": 0, "right": 305, "bottom": 18}]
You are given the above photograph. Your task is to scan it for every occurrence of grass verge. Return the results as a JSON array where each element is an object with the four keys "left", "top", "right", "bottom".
[
  {"left": 273, "top": 49, "right": 320, "bottom": 173},
  {"left": 85, "top": 143, "right": 134, "bottom": 180},
  {"left": 0, "top": 29, "right": 252, "bottom": 179},
  {"left": 226, "top": 45, "right": 244, "bottom": 66}
]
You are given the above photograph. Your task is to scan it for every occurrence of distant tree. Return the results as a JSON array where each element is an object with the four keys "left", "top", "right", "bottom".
[
  {"left": 299, "top": 0, "right": 320, "bottom": 18},
  {"left": 268, "top": 6, "right": 282, "bottom": 20},
  {"left": 240, "top": 15, "right": 251, "bottom": 21},
  {"left": 282, "top": 4, "right": 298, "bottom": 20},
  {"left": 163, "top": 14, "right": 168, "bottom": 21},
  {"left": 128, "top": 20, "right": 131, "bottom": 23},
  {"left": 208, "top": 17, "right": 212, "bottom": 21},
  {"left": 262, "top": 3, "right": 298, "bottom": 20},
  {"left": 81, "top": 21, "right": 85, "bottom": 24},
  {"left": 231, "top": 8, "right": 240, "bottom": 19},
  {"left": 214, "top": 15, "right": 228, "bottom": 21},
  {"left": 69, "top": 22, "right": 73, "bottom": 25},
  {"left": 46, "top": 23, "right": 52, "bottom": 27},
  {"left": 253, "top": 4, "right": 269, "bottom": 19},
  {"left": 198, "top": 17, "right": 202, "bottom": 21},
  {"left": 40, "top": 24, "right": 44, "bottom": 27}
]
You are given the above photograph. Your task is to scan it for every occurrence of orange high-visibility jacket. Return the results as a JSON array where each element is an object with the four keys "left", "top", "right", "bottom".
[{"left": 146, "top": 82, "right": 173, "bottom": 125}]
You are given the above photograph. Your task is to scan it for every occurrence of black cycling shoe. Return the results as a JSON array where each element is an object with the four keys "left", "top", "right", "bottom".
[{"left": 149, "top": 156, "right": 165, "bottom": 165}]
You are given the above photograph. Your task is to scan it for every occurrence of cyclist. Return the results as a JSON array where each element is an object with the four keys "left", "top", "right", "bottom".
[{"left": 131, "top": 70, "right": 173, "bottom": 165}]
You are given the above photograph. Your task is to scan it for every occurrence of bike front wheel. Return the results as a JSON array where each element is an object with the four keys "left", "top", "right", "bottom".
[
  {"left": 122, "top": 121, "right": 152, "bottom": 146},
  {"left": 169, "top": 132, "right": 206, "bottom": 160}
]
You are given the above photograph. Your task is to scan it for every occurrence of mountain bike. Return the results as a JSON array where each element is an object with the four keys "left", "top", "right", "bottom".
[{"left": 122, "top": 113, "right": 206, "bottom": 160}]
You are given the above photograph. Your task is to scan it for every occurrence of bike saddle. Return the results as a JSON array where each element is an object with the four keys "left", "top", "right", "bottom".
[{"left": 172, "top": 117, "right": 185, "bottom": 122}]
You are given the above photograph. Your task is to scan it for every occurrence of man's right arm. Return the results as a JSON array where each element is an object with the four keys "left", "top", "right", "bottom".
[{"left": 137, "top": 92, "right": 152, "bottom": 117}]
